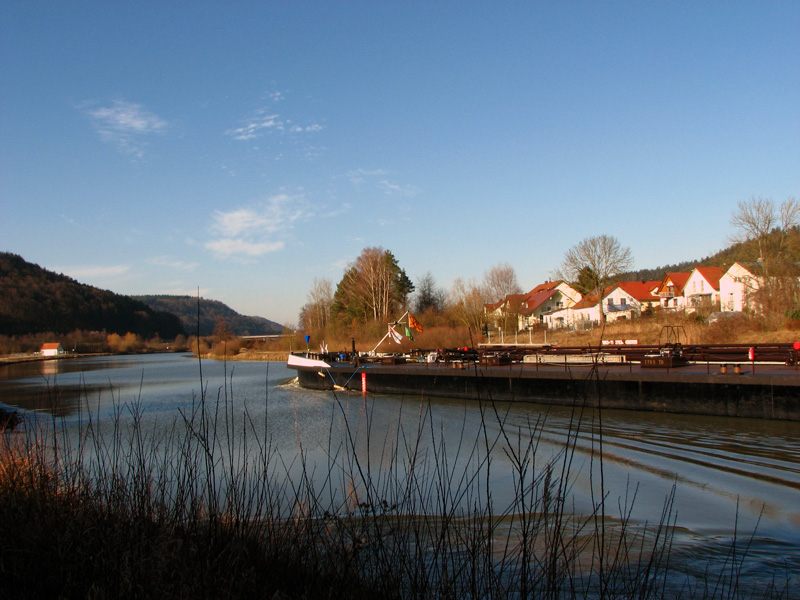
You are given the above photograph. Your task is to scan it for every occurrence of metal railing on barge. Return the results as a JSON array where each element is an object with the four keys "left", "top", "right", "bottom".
[{"left": 302, "top": 342, "right": 800, "bottom": 369}]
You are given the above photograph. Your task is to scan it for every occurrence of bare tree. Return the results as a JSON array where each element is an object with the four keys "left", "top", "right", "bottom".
[
  {"left": 448, "top": 277, "right": 489, "bottom": 333},
  {"left": 482, "top": 263, "right": 523, "bottom": 332},
  {"left": 300, "top": 277, "right": 333, "bottom": 330},
  {"left": 483, "top": 263, "right": 522, "bottom": 303},
  {"left": 730, "top": 197, "right": 800, "bottom": 274},
  {"left": 553, "top": 235, "right": 633, "bottom": 322},
  {"left": 730, "top": 197, "right": 800, "bottom": 324}
]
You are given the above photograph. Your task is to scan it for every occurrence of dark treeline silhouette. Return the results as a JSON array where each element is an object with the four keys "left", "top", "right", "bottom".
[
  {"left": 133, "top": 295, "right": 284, "bottom": 337},
  {"left": 0, "top": 252, "right": 184, "bottom": 338}
]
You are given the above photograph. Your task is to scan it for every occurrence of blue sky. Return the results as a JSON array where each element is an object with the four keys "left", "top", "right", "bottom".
[{"left": 2, "top": 2, "right": 798, "bottom": 326}]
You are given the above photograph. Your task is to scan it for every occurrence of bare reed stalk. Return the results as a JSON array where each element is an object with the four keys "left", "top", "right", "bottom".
[{"left": 0, "top": 357, "right": 793, "bottom": 599}]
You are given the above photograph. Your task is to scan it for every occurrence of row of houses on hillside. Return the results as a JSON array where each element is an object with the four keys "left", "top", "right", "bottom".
[{"left": 485, "top": 262, "right": 798, "bottom": 331}]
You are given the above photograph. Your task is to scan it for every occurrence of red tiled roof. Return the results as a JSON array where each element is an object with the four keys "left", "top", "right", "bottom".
[
  {"left": 694, "top": 266, "right": 724, "bottom": 290},
  {"left": 40, "top": 343, "right": 61, "bottom": 350},
  {"left": 572, "top": 294, "right": 599, "bottom": 309},
  {"left": 610, "top": 281, "right": 660, "bottom": 301},
  {"left": 518, "top": 289, "right": 560, "bottom": 315},
  {"left": 659, "top": 272, "right": 691, "bottom": 294}
]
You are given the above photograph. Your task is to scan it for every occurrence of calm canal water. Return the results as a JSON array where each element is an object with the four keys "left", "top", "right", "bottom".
[{"left": 1, "top": 353, "right": 798, "bottom": 592}]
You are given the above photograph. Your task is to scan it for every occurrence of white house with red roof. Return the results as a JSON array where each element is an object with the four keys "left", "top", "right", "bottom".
[
  {"left": 719, "top": 263, "right": 761, "bottom": 312},
  {"left": 683, "top": 267, "right": 724, "bottom": 310},
  {"left": 720, "top": 262, "right": 800, "bottom": 312},
  {"left": 40, "top": 342, "right": 64, "bottom": 356},
  {"left": 485, "top": 281, "right": 582, "bottom": 331},
  {"left": 545, "top": 293, "right": 601, "bottom": 329},
  {"left": 600, "top": 281, "right": 661, "bottom": 322},
  {"left": 516, "top": 281, "right": 582, "bottom": 330},
  {"left": 544, "top": 281, "right": 659, "bottom": 328},
  {"left": 656, "top": 272, "right": 692, "bottom": 310}
]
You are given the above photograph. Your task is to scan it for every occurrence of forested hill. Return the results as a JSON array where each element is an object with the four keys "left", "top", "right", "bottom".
[
  {"left": 133, "top": 296, "right": 283, "bottom": 337},
  {"left": 0, "top": 252, "right": 185, "bottom": 338},
  {"left": 623, "top": 227, "right": 800, "bottom": 282}
]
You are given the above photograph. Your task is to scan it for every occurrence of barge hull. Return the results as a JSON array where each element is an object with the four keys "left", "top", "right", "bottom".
[{"left": 292, "top": 361, "right": 800, "bottom": 421}]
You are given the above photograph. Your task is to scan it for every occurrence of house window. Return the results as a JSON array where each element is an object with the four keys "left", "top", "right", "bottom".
[
  {"left": 607, "top": 298, "right": 614, "bottom": 307},
  {"left": 621, "top": 298, "right": 627, "bottom": 306}
]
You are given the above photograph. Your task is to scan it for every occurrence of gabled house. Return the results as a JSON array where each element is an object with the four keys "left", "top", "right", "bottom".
[
  {"left": 40, "top": 342, "right": 64, "bottom": 356},
  {"left": 656, "top": 272, "right": 691, "bottom": 310},
  {"left": 720, "top": 262, "right": 800, "bottom": 312},
  {"left": 601, "top": 281, "right": 661, "bottom": 322},
  {"left": 517, "top": 281, "right": 582, "bottom": 330},
  {"left": 545, "top": 293, "right": 601, "bottom": 329},
  {"left": 683, "top": 267, "right": 724, "bottom": 310},
  {"left": 720, "top": 263, "right": 761, "bottom": 312}
]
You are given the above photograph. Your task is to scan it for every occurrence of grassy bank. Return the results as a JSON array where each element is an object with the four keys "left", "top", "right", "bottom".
[
  {"left": 0, "top": 368, "right": 793, "bottom": 599},
  {"left": 284, "top": 312, "right": 800, "bottom": 359}
]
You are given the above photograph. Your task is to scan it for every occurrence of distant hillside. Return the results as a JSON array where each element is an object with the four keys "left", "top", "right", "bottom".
[
  {"left": 623, "top": 227, "right": 800, "bottom": 282},
  {"left": 133, "top": 295, "right": 283, "bottom": 337},
  {"left": 0, "top": 252, "right": 185, "bottom": 338}
]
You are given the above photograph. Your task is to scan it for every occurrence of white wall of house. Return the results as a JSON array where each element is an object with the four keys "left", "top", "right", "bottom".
[
  {"left": 573, "top": 303, "right": 601, "bottom": 325},
  {"left": 518, "top": 283, "right": 583, "bottom": 330},
  {"left": 660, "top": 294, "right": 686, "bottom": 310},
  {"left": 683, "top": 270, "right": 720, "bottom": 309},
  {"left": 720, "top": 263, "right": 760, "bottom": 312},
  {"left": 544, "top": 302, "right": 601, "bottom": 328},
  {"left": 602, "top": 287, "right": 642, "bottom": 321}
]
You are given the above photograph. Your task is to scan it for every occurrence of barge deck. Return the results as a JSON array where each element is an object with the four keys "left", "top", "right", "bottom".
[{"left": 288, "top": 343, "right": 800, "bottom": 421}]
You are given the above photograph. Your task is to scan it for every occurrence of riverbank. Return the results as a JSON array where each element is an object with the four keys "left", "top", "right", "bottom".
[{"left": 0, "top": 353, "right": 108, "bottom": 367}]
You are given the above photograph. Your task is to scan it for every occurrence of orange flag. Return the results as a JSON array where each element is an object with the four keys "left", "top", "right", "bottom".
[{"left": 409, "top": 314, "right": 423, "bottom": 332}]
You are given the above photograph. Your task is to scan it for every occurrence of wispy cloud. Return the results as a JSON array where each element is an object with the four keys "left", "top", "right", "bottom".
[
  {"left": 227, "top": 113, "right": 283, "bottom": 141},
  {"left": 226, "top": 92, "right": 324, "bottom": 143},
  {"left": 205, "top": 193, "right": 307, "bottom": 258},
  {"left": 377, "top": 179, "right": 420, "bottom": 197},
  {"left": 206, "top": 238, "right": 285, "bottom": 257},
  {"left": 84, "top": 99, "right": 168, "bottom": 157}
]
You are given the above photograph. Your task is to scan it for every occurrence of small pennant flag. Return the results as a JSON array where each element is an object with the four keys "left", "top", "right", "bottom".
[
  {"left": 388, "top": 326, "right": 403, "bottom": 344},
  {"left": 409, "top": 314, "right": 423, "bottom": 332},
  {"left": 404, "top": 326, "right": 414, "bottom": 341}
]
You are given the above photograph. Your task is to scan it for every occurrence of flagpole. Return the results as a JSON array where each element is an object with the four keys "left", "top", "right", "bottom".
[{"left": 371, "top": 328, "right": 393, "bottom": 354}]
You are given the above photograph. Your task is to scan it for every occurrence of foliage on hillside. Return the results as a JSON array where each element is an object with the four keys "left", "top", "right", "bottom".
[
  {"left": 624, "top": 227, "right": 800, "bottom": 282},
  {"left": 133, "top": 295, "right": 284, "bottom": 337},
  {"left": 0, "top": 252, "right": 184, "bottom": 338}
]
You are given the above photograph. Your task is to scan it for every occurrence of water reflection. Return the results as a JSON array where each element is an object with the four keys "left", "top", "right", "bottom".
[{"left": 1, "top": 353, "right": 798, "bottom": 591}]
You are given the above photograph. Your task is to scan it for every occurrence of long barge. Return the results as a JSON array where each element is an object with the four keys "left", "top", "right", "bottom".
[{"left": 288, "top": 343, "right": 800, "bottom": 421}]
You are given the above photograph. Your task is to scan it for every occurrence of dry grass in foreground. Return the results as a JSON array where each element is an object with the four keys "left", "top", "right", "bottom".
[{"left": 0, "top": 371, "right": 793, "bottom": 600}]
